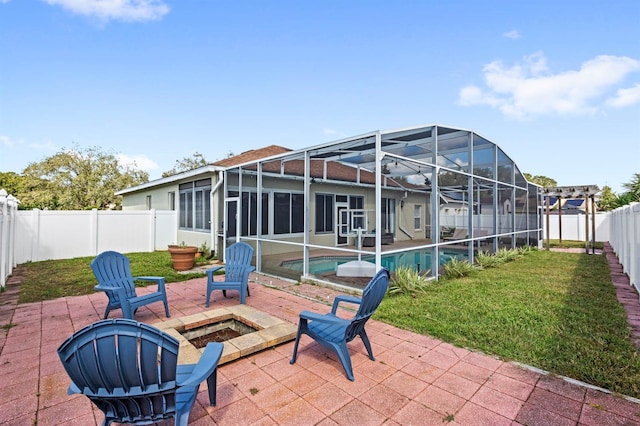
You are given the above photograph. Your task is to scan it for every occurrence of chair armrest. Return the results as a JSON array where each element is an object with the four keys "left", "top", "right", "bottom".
[
  {"left": 330, "top": 295, "right": 362, "bottom": 314},
  {"left": 133, "top": 276, "right": 164, "bottom": 283},
  {"left": 133, "top": 276, "right": 167, "bottom": 292},
  {"left": 299, "top": 310, "right": 348, "bottom": 325},
  {"left": 177, "top": 342, "right": 223, "bottom": 387},
  {"left": 206, "top": 266, "right": 225, "bottom": 280},
  {"left": 94, "top": 284, "right": 123, "bottom": 293}
]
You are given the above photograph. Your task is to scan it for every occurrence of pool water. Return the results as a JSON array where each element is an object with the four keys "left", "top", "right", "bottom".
[{"left": 280, "top": 249, "right": 467, "bottom": 275}]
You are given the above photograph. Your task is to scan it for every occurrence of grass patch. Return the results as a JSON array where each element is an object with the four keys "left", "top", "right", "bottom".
[
  {"left": 19, "top": 251, "right": 206, "bottom": 304},
  {"left": 376, "top": 250, "right": 640, "bottom": 398},
  {"left": 546, "top": 239, "right": 605, "bottom": 249}
]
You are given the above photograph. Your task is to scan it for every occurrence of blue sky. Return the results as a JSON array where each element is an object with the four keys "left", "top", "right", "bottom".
[{"left": 1, "top": 0, "right": 639, "bottom": 194}]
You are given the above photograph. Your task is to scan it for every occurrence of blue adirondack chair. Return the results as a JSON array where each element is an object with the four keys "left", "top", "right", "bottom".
[
  {"left": 290, "top": 267, "right": 390, "bottom": 381},
  {"left": 91, "top": 251, "right": 170, "bottom": 320},
  {"left": 58, "top": 318, "right": 223, "bottom": 426},
  {"left": 206, "top": 241, "right": 255, "bottom": 306}
]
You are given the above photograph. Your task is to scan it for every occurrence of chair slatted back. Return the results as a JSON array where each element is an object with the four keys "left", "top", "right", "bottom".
[
  {"left": 345, "top": 268, "right": 390, "bottom": 342},
  {"left": 58, "top": 319, "right": 179, "bottom": 421},
  {"left": 225, "top": 242, "right": 254, "bottom": 282},
  {"left": 91, "top": 251, "right": 137, "bottom": 301}
]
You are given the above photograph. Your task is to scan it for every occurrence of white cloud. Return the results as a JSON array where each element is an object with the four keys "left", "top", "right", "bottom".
[
  {"left": 459, "top": 52, "right": 640, "bottom": 119},
  {"left": 503, "top": 30, "right": 521, "bottom": 40},
  {"left": 118, "top": 153, "right": 158, "bottom": 172},
  {"left": 0, "top": 135, "right": 23, "bottom": 148},
  {"left": 606, "top": 83, "right": 640, "bottom": 108},
  {"left": 42, "top": 0, "right": 169, "bottom": 23}
]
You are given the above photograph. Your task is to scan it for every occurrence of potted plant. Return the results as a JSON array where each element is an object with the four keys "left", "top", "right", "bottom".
[
  {"left": 197, "top": 241, "right": 210, "bottom": 259},
  {"left": 168, "top": 242, "right": 198, "bottom": 271}
]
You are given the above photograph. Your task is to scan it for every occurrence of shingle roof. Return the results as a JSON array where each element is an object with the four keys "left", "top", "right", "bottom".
[
  {"left": 212, "top": 145, "right": 292, "bottom": 167},
  {"left": 217, "top": 145, "right": 413, "bottom": 189}
]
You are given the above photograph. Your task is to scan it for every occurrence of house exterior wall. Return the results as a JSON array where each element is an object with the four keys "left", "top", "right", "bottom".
[{"left": 121, "top": 184, "right": 179, "bottom": 210}]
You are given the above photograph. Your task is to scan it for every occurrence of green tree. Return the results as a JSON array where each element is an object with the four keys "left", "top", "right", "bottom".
[
  {"left": 597, "top": 185, "right": 618, "bottom": 211},
  {"left": 0, "top": 171, "right": 22, "bottom": 195},
  {"left": 523, "top": 173, "right": 557, "bottom": 188},
  {"left": 621, "top": 173, "right": 640, "bottom": 202},
  {"left": 22, "top": 145, "right": 149, "bottom": 210},
  {"left": 0, "top": 171, "right": 58, "bottom": 209},
  {"left": 162, "top": 152, "right": 209, "bottom": 177}
]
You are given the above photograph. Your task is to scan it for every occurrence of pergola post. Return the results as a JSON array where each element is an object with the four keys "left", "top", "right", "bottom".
[
  {"left": 558, "top": 195, "right": 563, "bottom": 246},
  {"left": 591, "top": 195, "right": 597, "bottom": 254},
  {"left": 545, "top": 192, "right": 551, "bottom": 250},
  {"left": 584, "top": 193, "right": 590, "bottom": 254}
]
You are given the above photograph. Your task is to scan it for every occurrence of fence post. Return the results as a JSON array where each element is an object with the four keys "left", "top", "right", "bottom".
[
  {"left": 0, "top": 190, "right": 20, "bottom": 289},
  {"left": 0, "top": 189, "right": 7, "bottom": 288},
  {"left": 149, "top": 209, "right": 156, "bottom": 252},
  {"left": 90, "top": 209, "right": 98, "bottom": 256},
  {"left": 30, "top": 209, "right": 41, "bottom": 261},
  {"left": 7, "top": 195, "right": 17, "bottom": 272}
]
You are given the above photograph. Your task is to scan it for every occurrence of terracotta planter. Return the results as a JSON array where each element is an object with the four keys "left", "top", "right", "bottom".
[{"left": 168, "top": 245, "right": 198, "bottom": 271}]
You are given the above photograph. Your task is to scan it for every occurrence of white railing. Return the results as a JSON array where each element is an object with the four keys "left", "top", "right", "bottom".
[
  {"left": 13, "top": 209, "right": 177, "bottom": 264},
  {"left": 609, "top": 202, "right": 640, "bottom": 293},
  {"left": 0, "top": 189, "right": 20, "bottom": 289}
]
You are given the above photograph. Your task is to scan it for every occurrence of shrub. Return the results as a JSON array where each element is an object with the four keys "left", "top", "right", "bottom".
[
  {"left": 474, "top": 250, "right": 502, "bottom": 269},
  {"left": 495, "top": 247, "right": 521, "bottom": 262},
  {"left": 442, "top": 257, "right": 477, "bottom": 279},
  {"left": 518, "top": 245, "right": 536, "bottom": 255},
  {"left": 389, "top": 266, "right": 431, "bottom": 296}
]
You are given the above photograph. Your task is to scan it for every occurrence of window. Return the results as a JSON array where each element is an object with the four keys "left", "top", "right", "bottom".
[
  {"left": 145, "top": 195, "right": 152, "bottom": 210},
  {"left": 349, "top": 195, "right": 364, "bottom": 230},
  {"left": 315, "top": 194, "right": 333, "bottom": 233},
  {"left": 274, "top": 192, "right": 304, "bottom": 235},
  {"left": 168, "top": 192, "right": 176, "bottom": 211},
  {"left": 229, "top": 191, "right": 269, "bottom": 237},
  {"left": 179, "top": 179, "right": 211, "bottom": 231},
  {"left": 414, "top": 204, "right": 422, "bottom": 230}
]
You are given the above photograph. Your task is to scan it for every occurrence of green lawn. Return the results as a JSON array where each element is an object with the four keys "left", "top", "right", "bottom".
[
  {"left": 17, "top": 251, "right": 207, "bottom": 303},
  {"left": 376, "top": 249, "right": 640, "bottom": 399},
  {"left": 11, "top": 247, "right": 640, "bottom": 399}
]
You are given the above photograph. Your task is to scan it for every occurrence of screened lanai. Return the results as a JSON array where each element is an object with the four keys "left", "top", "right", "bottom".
[{"left": 219, "top": 124, "right": 542, "bottom": 288}]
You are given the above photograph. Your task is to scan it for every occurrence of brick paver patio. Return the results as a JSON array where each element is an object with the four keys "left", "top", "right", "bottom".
[{"left": 1, "top": 244, "right": 639, "bottom": 425}]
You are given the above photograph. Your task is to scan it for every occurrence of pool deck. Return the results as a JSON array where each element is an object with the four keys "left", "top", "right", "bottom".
[{"left": 1, "top": 243, "right": 639, "bottom": 425}]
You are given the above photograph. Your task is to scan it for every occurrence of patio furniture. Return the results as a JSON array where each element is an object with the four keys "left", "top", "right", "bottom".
[
  {"left": 361, "top": 230, "right": 393, "bottom": 247},
  {"left": 91, "top": 250, "right": 170, "bottom": 320},
  {"left": 206, "top": 241, "right": 255, "bottom": 306},
  {"left": 289, "top": 267, "right": 390, "bottom": 381},
  {"left": 442, "top": 227, "right": 468, "bottom": 241},
  {"left": 57, "top": 318, "right": 224, "bottom": 426}
]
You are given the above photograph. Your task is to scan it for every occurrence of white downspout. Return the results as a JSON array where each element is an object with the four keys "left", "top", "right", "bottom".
[{"left": 210, "top": 170, "right": 224, "bottom": 257}]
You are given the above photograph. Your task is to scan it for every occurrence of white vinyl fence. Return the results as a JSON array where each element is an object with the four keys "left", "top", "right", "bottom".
[
  {"left": 609, "top": 202, "right": 640, "bottom": 293},
  {"left": 13, "top": 209, "right": 177, "bottom": 265},
  {"left": 0, "top": 190, "right": 19, "bottom": 288},
  {"left": 543, "top": 212, "right": 610, "bottom": 242}
]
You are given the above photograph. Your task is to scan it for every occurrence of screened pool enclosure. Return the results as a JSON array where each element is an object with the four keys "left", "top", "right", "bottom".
[{"left": 220, "top": 124, "right": 542, "bottom": 287}]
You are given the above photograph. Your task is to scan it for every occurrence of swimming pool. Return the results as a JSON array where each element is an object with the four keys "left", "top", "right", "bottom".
[{"left": 280, "top": 248, "right": 467, "bottom": 275}]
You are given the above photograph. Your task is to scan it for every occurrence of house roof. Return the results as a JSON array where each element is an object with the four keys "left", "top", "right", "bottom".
[
  {"left": 238, "top": 158, "right": 412, "bottom": 189},
  {"left": 212, "top": 145, "right": 292, "bottom": 167}
]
